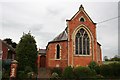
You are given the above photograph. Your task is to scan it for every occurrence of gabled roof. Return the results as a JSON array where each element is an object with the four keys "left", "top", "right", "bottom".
[
  {"left": 47, "top": 5, "right": 96, "bottom": 45},
  {"left": 66, "top": 5, "right": 96, "bottom": 25},
  {"left": 50, "top": 27, "right": 68, "bottom": 43}
]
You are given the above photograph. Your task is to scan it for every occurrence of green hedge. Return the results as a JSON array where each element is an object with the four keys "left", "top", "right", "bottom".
[
  {"left": 61, "top": 62, "right": 120, "bottom": 79},
  {"left": 100, "top": 62, "right": 120, "bottom": 78},
  {"left": 74, "top": 66, "right": 96, "bottom": 79},
  {"left": 62, "top": 66, "right": 75, "bottom": 79},
  {"left": 88, "top": 61, "right": 98, "bottom": 70}
]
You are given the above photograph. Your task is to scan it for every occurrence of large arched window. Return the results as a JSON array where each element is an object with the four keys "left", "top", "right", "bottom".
[
  {"left": 75, "top": 28, "right": 90, "bottom": 55},
  {"left": 56, "top": 44, "right": 60, "bottom": 59}
]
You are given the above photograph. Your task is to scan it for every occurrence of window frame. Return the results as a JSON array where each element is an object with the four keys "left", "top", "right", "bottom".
[
  {"left": 55, "top": 44, "right": 61, "bottom": 60},
  {"left": 79, "top": 16, "right": 86, "bottom": 22},
  {"left": 75, "top": 28, "right": 90, "bottom": 56}
]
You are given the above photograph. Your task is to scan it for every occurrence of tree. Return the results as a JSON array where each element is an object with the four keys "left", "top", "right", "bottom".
[
  {"left": 16, "top": 32, "right": 37, "bottom": 73},
  {"left": 3, "top": 38, "right": 12, "bottom": 45},
  {"left": 104, "top": 56, "right": 108, "bottom": 61},
  {"left": 3, "top": 38, "right": 17, "bottom": 48}
]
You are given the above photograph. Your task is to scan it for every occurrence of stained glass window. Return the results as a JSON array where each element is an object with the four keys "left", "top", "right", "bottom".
[{"left": 75, "top": 28, "right": 90, "bottom": 55}]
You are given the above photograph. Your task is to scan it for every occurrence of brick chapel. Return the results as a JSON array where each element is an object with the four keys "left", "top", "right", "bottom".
[{"left": 40, "top": 5, "right": 102, "bottom": 69}]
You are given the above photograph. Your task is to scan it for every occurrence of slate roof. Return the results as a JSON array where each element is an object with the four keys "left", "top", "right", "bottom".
[
  {"left": 50, "top": 5, "right": 96, "bottom": 43},
  {"left": 48, "top": 5, "right": 97, "bottom": 43},
  {"left": 39, "top": 49, "right": 46, "bottom": 55},
  {"left": 50, "top": 27, "right": 68, "bottom": 42}
]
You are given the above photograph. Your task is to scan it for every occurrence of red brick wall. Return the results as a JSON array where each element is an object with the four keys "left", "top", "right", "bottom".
[
  {"left": 97, "top": 44, "right": 102, "bottom": 64},
  {"left": 46, "top": 7, "right": 102, "bottom": 68},
  {"left": 67, "top": 9, "right": 98, "bottom": 66},
  {"left": 2, "top": 42, "right": 8, "bottom": 60},
  {"left": 74, "top": 56, "right": 92, "bottom": 66},
  {"left": 46, "top": 41, "right": 68, "bottom": 68}
]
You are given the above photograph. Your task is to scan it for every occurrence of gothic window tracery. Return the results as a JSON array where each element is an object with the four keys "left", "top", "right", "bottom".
[{"left": 75, "top": 28, "right": 90, "bottom": 55}]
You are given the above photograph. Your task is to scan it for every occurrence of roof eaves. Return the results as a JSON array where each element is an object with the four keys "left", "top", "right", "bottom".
[{"left": 97, "top": 42, "right": 101, "bottom": 46}]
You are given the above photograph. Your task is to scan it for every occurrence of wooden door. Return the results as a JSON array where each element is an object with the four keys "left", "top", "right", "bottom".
[{"left": 40, "top": 55, "right": 46, "bottom": 67}]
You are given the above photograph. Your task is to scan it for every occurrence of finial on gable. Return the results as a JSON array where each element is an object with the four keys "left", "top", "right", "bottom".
[{"left": 79, "top": 4, "right": 84, "bottom": 11}]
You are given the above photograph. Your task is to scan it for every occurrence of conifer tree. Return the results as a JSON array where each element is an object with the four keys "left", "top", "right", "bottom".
[{"left": 16, "top": 32, "right": 37, "bottom": 73}]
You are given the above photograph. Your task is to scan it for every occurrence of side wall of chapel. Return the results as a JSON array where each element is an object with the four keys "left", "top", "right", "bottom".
[{"left": 46, "top": 41, "right": 68, "bottom": 68}]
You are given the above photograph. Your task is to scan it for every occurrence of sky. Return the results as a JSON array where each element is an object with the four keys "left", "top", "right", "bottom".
[
  {"left": 0, "top": 0, "right": 119, "bottom": 59},
  {"left": 118, "top": 1, "right": 120, "bottom": 56}
]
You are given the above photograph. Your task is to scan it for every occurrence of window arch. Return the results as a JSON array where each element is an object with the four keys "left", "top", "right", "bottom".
[
  {"left": 75, "top": 28, "right": 90, "bottom": 55},
  {"left": 80, "top": 17, "right": 85, "bottom": 22},
  {"left": 56, "top": 44, "right": 60, "bottom": 59},
  {"left": 79, "top": 17, "right": 85, "bottom": 22}
]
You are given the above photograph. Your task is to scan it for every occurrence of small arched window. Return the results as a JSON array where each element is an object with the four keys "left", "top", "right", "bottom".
[
  {"left": 80, "top": 17, "right": 85, "bottom": 22},
  {"left": 56, "top": 44, "right": 60, "bottom": 59},
  {"left": 75, "top": 28, "right": 90, "bottom": 55}
]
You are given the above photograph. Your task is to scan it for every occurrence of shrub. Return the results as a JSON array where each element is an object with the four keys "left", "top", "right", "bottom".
[
  {"left": 88, "top": 61, "right": 98, "bottom": 70},
  {"left": 109, "top": 62, "right": 120, "bottom": 77},
  {"left": 74, "top": 66, "right": 96, "bottom": 79},
  {"left": 62, "top": 66, "right": 75, "bottom": 79},
  {"left": 100, "top": 64, "right": 112, "bottom": 77},
  {"left": 2, "top": 69, "right": 10, "bottom": 78},
  {"left": 27, "top": 72, "right": 35, "bottom": 78},
  {"left": 100, "top": 62, "right": 120, "bottom": 78},
  {"left": 51, "top": 67, "right": 62, "bottom": 77},
  {"left": 2, "top": 59, "right": 11, "bottom": 70},
  {"left": 94, "top": 65, "right": 100, "bottom": 75},
  {"left": 51, "top": 72, "right": 59, "bottom": 80},
  {"left": 24, "top": 66, "right": 33, "bottom": 74},
  {"left": 17, "top": 71, "right": 27, "bottom": 79}
]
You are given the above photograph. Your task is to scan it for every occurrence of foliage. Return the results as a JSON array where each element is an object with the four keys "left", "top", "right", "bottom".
[
  {"left": 3, "top": 38, "right": 17, "bottom": 48},
  {"left": 17, "top": 71, "right": 27, "bottom": 79},
  {"left": 99, "top": 63, "right": 120, "bottom": 77},
  {"left": 0, "top": 60, "right": 1, "bottom": 70},
  {"left": 2, "top": 59, "right": 12, "bottom": 78},
  {"left": 2, "top": 69, "right": 10, "bottom": 78},
  {"left": 2, "top": 59, "right": 11, "bottom": 70},
  {"left": 51, "top": 67, "right": 62, "bottom": 77},
  {"left": 104, "top": 55, "right": 120, "bottom": 61},
  {"left": 16, "top": 33, "right": 37, "bottom": 73},
  {"left": 51, "top": 72, "right": 59, "bottom": 80},
  {"left": 108, "top": 62, "right": 120, "bottom": 77},
  {"left": 17, "top": 70, "right": 36, "bottom": 79},
  {"left": 110, "top": 57, "right": 120, "bottom": 61},
  {"left": 74, "top": 66, "right": 96, "bottom": 79},
  {"left": 3, "top": 38, "right": 12, "bottom": 45},
  {"left": 100, "top": 64, "right": 112, "bottom": 77},
  {"left": 94, "top": 65, "right": 101, "bottom": 75},
  {"left": 24, "top": 66, "right": 33, "bottom": 74},
  {"left": 88, "top": 61, "right": 98, "bottom": 70},
  {"left": 104, "top": 56, "right": 108, "bottom": 61},
  {"left": 50, "top": 62, "right": 120, "bottom": 79},
  {"left": 0, "top": 71, "right": 2, "bottom": 80},
  {"left": 62, "top": 66, "right": 75, "bottom": 79},
  {"left": 27, "top": 72, "right": 34, "bottom": 78}
]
